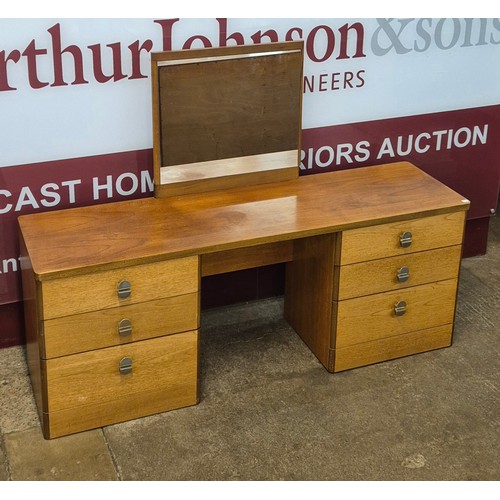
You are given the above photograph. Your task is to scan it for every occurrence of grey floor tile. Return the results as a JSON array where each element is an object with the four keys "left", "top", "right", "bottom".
[
  {"left": 488, "top": 213, "right": 500, "bottom": 237},
  {"left": 0, "top": 435, "right": 9, "bottom": 481},
  {"left": 104, "top": 288, "right": 500, "bottom": 480},
  {"left": 4, "top": 428, "right": 118, "bottom": 481},
  {"left": 0, "top": 346, "right": 39, "bottom": 434},
  {"left": 462, "top": 213, "right": 500, "bottom": 285}
]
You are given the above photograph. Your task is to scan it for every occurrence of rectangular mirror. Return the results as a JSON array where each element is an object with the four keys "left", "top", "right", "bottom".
[{"left": 151, "top": 41, "right": 304, "bottom": 197}]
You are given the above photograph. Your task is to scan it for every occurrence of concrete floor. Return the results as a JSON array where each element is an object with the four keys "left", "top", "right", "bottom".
[{"left": 1, "top": 213, "right": 499, "bottom": 482}]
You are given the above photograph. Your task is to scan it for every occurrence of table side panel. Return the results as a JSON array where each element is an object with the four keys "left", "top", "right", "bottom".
[
  {"left": 284, "top": 234, "right": 337, "bottom": 369},
  {"left": 19, "top": 232, "right": 48, "bottom": 416}
]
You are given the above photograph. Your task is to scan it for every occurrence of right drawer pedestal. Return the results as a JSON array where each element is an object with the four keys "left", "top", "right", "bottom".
[{"left": 330, "top": 211, "right": 465, "bottom": 372}]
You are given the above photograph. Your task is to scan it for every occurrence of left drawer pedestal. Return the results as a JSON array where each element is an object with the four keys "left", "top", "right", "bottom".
[{"left": 20, "top": 241, "right": 200, "bottom": 439}]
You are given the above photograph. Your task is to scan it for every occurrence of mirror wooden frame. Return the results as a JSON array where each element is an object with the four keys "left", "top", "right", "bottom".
[{"left": 151, "top": 41, "right": 304, "bottom": 197}]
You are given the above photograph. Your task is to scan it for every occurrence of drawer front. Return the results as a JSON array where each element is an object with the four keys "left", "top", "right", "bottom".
[
  {"left": 43, "top": 293, "right": 199, "bottom": 358},
  {"left": 338, "top": 211, "right": 465, "bottom": 265},
  {"left": 43, "top": 331, "right": 198, "bottom": 436},
  {"left": 41, "top": 256, "right": 199, "bottom": 319},
  {"left": 333, "top": 324, "right": 453, "bottom": 372},
  {"left": 334, "top": 279, "right": 458, "bottom": 348},
  {"left": 335, "top": 245, "right": 462, "bottom": 300}
]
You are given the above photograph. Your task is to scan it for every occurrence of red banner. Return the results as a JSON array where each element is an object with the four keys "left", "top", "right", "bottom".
[
  {"left": 0, "top": 149, "right": 153, "bottom": 304},
  {"left": 300, "top": 105, "right": 500, "bottom": 221},
  {"left": 1, "top": 105, "right": 500, "bottom": 307}
]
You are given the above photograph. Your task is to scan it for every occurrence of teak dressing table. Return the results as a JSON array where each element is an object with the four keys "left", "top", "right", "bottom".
[{"left": 18, "top": 42, "right": 470, "bottom": 439}]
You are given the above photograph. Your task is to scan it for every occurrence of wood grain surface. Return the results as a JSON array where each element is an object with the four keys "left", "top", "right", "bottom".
[
  {"left": 158, "top": 151, "right": 298, "bottom": 197},
  {"left": 41, "top": 256, "right": 199, "bottom": 319},
  {"left": 333, "top": 324, "right": 453, "bottom": 372},
  {"left": 43, "top": 293, "right": 199, "bottom": 358},
  {"left": 152, "top": 42, "right": 303, "bottom": 196},
  {"left": 156, "top": 46, "right": 302, "bottom": 166},
  {"left": 160, "top": 151, "right": 299, "bottom": 182},
  {"left": 336, "top": 211, "right": 466, "bottom": 265},
  {"left": 19, "top": 233, "right": 47, "bottom": 416},
  {"left": 201, "top": 240, "right": 293, "bottom": 276},
  {"left": 284, "top": 233, "right": 336, "bottom": 369},
  {"left": 335, "top": 245, "right": 462, "bottom": 300},
  {"left": 18, "top": 163, "right": 469, "bottom": 280},
  {"left": 334, "top": 278, "right": 459, "bottom": 348},
  {"left": 43, "top": 330, "right": 198, "bottom": 438}
]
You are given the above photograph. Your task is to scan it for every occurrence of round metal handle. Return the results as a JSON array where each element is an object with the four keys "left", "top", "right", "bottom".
[
  {"left": 399, "top": 231, "right": 412, "bottom": 248},
  {"left": 394, "top": 300, "right": 407, "bottom": 316},
  {"left": 117, "top": 280, "right": 131, "bottom": 299},
  {"left": 119, "top": 357, "right": 133, "bottom": 375},
  {"left": 118, "top": 319, "right": 132, "bottom": 337},
  {"left": 396, "top": 266, "right": 410, "bottom": 283}
]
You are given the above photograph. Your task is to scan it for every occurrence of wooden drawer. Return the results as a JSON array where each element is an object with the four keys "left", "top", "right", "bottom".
[
  {"left": 335, "top": 245, "right": 461, "bottom": 300},
  {"left": 334, "top": 279, "right": 458, "bottom": 348},
  {"left": 337, "top": 211, "right": 465, "bottom": 265},
  {"left": 42, "top": 330, "right": 199, "bottom": 438},
  {"left": 41, "top": 256, "right": 199, "bottom": 319},
  {"left": 333, "top": 324, "right": 452, "bottom": 372},
  {"left": 42, "top": 293, "right": 199, "bottom": 358}
]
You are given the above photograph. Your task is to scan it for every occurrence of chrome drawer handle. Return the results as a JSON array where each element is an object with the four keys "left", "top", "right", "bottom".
[
  {"left": 119, "top": 357, "right": 133, "bottom": 375},
  {"left": 118, "top": 318, "right": 132, "bottom": 337},
  {"left": 117, "top": 280, "right": 131, "bottom": 299},
  {"left": 394, "top": 300, "right": 407, "bottom": 316},
  {"left": 399, "top": 231, "right": 412, "bottom": 248},
  {"left": 396, "top": 266, "right": 410, "bottom": 283}
]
